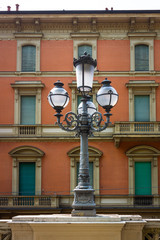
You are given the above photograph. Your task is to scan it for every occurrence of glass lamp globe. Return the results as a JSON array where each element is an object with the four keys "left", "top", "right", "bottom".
[
  {"left": 48, "top": 80, "right": 69, "bottom": 112},
  {"left": 96, "top": 78, "right": 118, "bottom": 111},
  {"left": 78, "top": 97, "right": 97, "bottom": 116},
  {"left": 73, "top": 52, "right": 97, "bottom": 93}
]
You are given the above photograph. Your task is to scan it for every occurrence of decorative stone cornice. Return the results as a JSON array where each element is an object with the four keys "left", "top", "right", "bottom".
[
  {"left": 14, "top": 32, "right": 43, "bottom": 38},
  {"left": 70, "top": 32, "right": 100, "bottom": 39},
  {"left": 10, "top": 80, "right": 45, "bottom": 88},
  {"left": 128, "top": 32, "right": 157, "bottom": 37}
]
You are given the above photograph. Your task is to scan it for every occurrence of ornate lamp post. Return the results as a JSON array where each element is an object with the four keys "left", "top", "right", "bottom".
[{"left": 48, "top": 52, "right": 118, "bottom": 216}]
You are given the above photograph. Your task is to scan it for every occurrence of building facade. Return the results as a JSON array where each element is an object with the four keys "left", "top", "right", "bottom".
[{"left": 0, "top": 9, "right": 160, "bottom": 219}]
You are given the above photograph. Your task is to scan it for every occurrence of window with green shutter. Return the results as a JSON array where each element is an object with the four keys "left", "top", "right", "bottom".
[
  {"left": 134, "top": 95, "right": 150, "bottom": 122},
  {"left": 77, "top": 162, "right": 93, "bottom": 187},
  {"left": 20, "top": 96, "right": 36, "bottom": 124},
  {"left": 135, "top": 44, "right": 149, "bottom": 71},
  {"left": 78, "top": 45, "right": 92, "bottom": 58},
  {"left": 19, "top": 162, "right": 35, "bottom": 196},
  {"left": 135, "top": 162, "right": 151, "bottom": 195},
  {"left": 22, "top": 45, "right": 36, "bottom": 72}
]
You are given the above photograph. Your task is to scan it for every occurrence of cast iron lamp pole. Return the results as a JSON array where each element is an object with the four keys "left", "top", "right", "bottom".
[{"left": 48, "top": 52, "right": 118, "bottom": 216}]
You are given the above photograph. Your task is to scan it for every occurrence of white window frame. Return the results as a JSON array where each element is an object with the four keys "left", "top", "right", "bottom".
[
  {"left": 126, "top": 80, "right": 158, "bottom": 121},
  {"left": 67, "top": 146, "right": 102, "bottom": 195},
  {"left": 68, "top": 80, "right": 100, "bottom": 113},
  {"left": 128, "top": 32, "right": 156, "bottom": 72},
  {"left": 71, "top": 32, "right": 99, "bottom": 70},
  {"left": 9, "top": 146, "right": 45, "bottom": 196},
  {"left": 15, "top": 33, "right": 42, "bottom": 73},
  {"left": 126, "top": 145, "right": 160, "bottom": 196},
  {"left": 11, "top": 81, "right": 45, "bottom": 124}
]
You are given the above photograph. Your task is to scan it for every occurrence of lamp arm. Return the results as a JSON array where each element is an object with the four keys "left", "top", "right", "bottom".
[
  {"left": 55, "top": 111, "right": 80, "bottom": 132},
  {"left": 90, "top": 111, "right": 110, "bottom": 132}
]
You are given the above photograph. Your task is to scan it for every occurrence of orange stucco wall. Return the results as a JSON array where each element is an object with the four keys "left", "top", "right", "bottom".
[
  {"left": 0, "top": 40, "right": 17, "bottom": 71},
  {"left": 97, "top": 40, "right": 130, "bottom": 71},
  {"left": 40, "top": 40, "right": 73, "bottom": 71}
]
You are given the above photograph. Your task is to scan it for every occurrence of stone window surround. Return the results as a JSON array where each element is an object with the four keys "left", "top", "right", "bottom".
[
  {"left": 11, "top": 81, "right": 45, "bottom": 125},
  {"left": 68, "top": 80, "right": 101, "bottom": 113},
  {"left": 128, "top": 32, "right": 156, "bottom": 72},
  {"left": 67, "top": 146, "right": 103, "bottom": 195},
  {"left": 9, "top": 146, "right": 45, "bottom": 196},
  {"left": 126, "top": 80, "right": 159, "bottom": 121},
  {"left": 126, "top": 145, "right": 160, "bottom": 196},
  {"left": 15, "top": 33, "right": 42, "bottom": 72},
  {"left": 71, "top": 32, "right": 99, "bottom": 70}
]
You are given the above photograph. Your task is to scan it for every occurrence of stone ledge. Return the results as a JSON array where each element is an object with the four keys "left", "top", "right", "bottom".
[{"left": 12, "top": 214, "right": 144, "bottom": 223}]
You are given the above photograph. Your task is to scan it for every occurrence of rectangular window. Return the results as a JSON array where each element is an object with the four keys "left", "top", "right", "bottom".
[
  {"left": 20, "top": 96, "right": 36, "bottom": 124},
  {"left": 78, "top": 45, "right": 92, "bottom": 58},
  {"left": 19, "top": 162, "right": 35, "bottom": 196},
  {"left": 135, "top": 45, "right": 149, "bottom": 71},
  {"left": 22, "top": 45, "right": 36, "bottom": 72},
  {"left": 77, "top": 162, "right": 93, "bottom": 187},
  {"left": 134, "top": 95, "right": 150, "bottom": 122},
  {"left": 135, "top": 162, "right": 151, "bottom": 195}
]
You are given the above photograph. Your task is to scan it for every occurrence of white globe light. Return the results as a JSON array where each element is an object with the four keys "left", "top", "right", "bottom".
[
  {"left": 97, "top": 78, "right": 118, "bottom": 110},
  {"left": 78, "top": 99, "right": 97, "bottom": 116},
  {"left": 48, "top": 80, "right": 69, "bottom": 111}
]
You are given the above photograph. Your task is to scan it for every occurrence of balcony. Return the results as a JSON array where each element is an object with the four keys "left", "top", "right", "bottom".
[
  {"left": 0, "top": 122, "right": 160, "bottom": 143},
  {"left": 0, "top": 195, "right": 59, "bottom": 208},
  {"left": 114, "top": 122, "right": 160, "bottom": 147},
  {"left": 0, "top": 195, "right": 159, "bottom": 210},
  {"left": 0, "top": 124, "right": 114, "bottom": 139}
]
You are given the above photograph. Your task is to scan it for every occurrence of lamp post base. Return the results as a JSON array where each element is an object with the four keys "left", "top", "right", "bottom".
[{"left": 72, "top": 188, "right": 96, "bottom": 217}]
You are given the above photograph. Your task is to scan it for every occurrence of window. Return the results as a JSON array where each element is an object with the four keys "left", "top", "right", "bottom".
[
  {"left": 11, "top": 81, "right": 45, "bottom": 125},
  {"left": 22, "top": 45, "right": 36, "bottom": 72},
  {"left": 134, "top": 95, "right": 150, "bottom": 122},
  {"left": 78, "top": 45, "right": 92, "bottom": 58},
  {"left": 9, "top": 146, "right": 45, "bottom": 196},
  {"left": 135, "top": 162, "right": 151, "bottom": 196},
  {"left": 128, "top": 32, "right": 156, "bottom": 72},
  {"left": 70, "top": 32, "right": 99, "bottom": 71},
  {"left": 20, "top": 96, "right": 36, "bottom": 124},
  {"left": 69, "top": 81, "right": 100, "bottom": 113},
  {"left": 126, "top": 80, "right": 158, "bottom": 121},
  {"left": 67, "top": 146, "right": 102, "bottom": 195},
  {"left": 19, "top": 162, "right": 35, "bottom": 196},
  {"left": 126, "top": 145, "right": 160, "bottom": 206},
  {"left": 135, "top": 45, "right": 149, "bottom": 71},
  {"left": 15, "top": 33, "right": 42, "bottom": 72}
]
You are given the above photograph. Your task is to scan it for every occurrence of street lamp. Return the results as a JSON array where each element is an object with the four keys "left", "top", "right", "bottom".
[{"left": 48, "top": 52, "right": 118, "bottom": 216}]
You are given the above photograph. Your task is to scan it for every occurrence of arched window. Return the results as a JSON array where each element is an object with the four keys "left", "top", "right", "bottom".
[
  {"left": 126, "top": 145, "right": 160, "bottom": 206},
  {"left": 9, "top": 146, "right": 45, "bottom": 196},
  {"left": 78, "top": 45, "right": 92, "bottom": 58},
  {"left": 67, "top": 146, "right": 102, "bottom": 195},
  {"left": 22, "top": 45, "right": 36, "bottom": 72},
  {"left": 135, "top": 44, "right": 149, "bottom": 71}
]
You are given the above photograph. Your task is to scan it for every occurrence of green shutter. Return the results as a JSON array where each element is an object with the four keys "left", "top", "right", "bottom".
[
  {"left": 134, "top": 95, "right": 150, "bottom": 122},
  {"left": 135, "top": 45, "right": 149, "bottom": 71},
  {"left": 77, "top": 162, "right": 93, "bottom": 187},
  {"left": 22, "top": 45, "right": 36, "bottom": 72},
  {"left": 78, "top": 45, "right": 92, "bottom": 58},
  {"left": 135, "top": 162, "right": 151, "bottom": 195},
  {"left": 19, "top": 162, "right": 35, "bottom": 196},
  {"left": 21, "top": 96, "right": 36, "bottom": 124}
]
